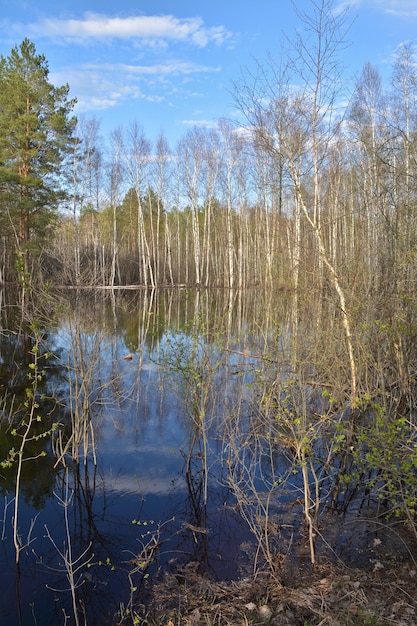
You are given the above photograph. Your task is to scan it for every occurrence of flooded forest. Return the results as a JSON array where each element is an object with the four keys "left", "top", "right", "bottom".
[{"left": 2, "top": 2, "right": 417, "bottom": 624}]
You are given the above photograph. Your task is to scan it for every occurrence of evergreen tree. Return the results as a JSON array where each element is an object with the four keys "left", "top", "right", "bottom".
[{"left": 0, "top": 38, "right": 77, "bottom": 277}]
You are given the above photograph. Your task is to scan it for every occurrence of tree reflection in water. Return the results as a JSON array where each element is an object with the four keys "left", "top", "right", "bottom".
[
  {"left": 0, "top": 287, "right": 271, "bottom": 623},
  {"left": 1, "top": 286, "right": 416, "bottom": 624}
]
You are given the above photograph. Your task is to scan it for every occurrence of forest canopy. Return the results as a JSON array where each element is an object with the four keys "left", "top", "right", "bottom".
[{"left": 0, "top": 5, "right": 416, "bottom": 303}]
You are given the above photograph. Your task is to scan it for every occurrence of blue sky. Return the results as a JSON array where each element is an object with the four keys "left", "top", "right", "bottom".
[{"left": 1, "top": 0, "right": 417, "bottom": 145}]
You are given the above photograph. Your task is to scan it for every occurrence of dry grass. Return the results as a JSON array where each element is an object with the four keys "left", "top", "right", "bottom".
[{"left": 135, "top": 560, "right": 417, "bottom": 625}]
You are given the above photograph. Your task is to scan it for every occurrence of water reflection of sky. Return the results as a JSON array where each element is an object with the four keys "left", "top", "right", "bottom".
[{"left": 0, "top": 300, "right": 261, "bottom": 625}]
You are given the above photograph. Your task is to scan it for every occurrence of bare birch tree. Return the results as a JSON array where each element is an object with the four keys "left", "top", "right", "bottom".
[
  {"left": 153, "top": 133, "right": 172, "bottom": 284},
  {"left": 125, "top": 123, "right": 154, "bottom": 287},
  {"left": 234, "top": 0, "right": 358, "bottom": 401},
  {"left": 107, "top": 128, "right": 124, "bottom": 286},
  {"left": 177, "top": 128, "right": 205, "bottom": 286}
]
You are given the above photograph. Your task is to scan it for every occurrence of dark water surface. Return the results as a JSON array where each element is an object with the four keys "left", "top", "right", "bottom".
[
  {"left": 2, "top": 287, "right": 417, "bottom": 624},
  {"left": 0, "top": 288, "right": 283, "bottom": 625}
]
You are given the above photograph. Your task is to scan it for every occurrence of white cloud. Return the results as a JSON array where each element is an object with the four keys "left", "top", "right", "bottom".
[
  {"left": 385, "top": 7, "right": 417, "bottom": 18},
  {"left": 51, "top": 59, "right": 218, "bottom": 113},
  {"left": 181, "top": 119, "right": 219, "bottom": 129},
  {"left": 84, "top": 96, "right": 120, "bottom": 111},
  {"left": 336, "top": 0, "right": 417, "bottom": 18},
  {"left": 87, "top": 61, "right": 221, "bottom": 76},
  {"left": 371, "top": 0, "right": 417, "bottom": 17},
  {"left": 24, "top": 13, "right": 233, "bottom": 48}
]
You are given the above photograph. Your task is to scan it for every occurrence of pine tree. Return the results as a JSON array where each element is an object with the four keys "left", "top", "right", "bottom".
[{"left": 0, "top": 38, "right": 77, "bottom": 278}]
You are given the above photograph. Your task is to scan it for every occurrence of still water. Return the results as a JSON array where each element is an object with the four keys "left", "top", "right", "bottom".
[{"left": 0, "top": 288, "right": 287, "bottom": 625}]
